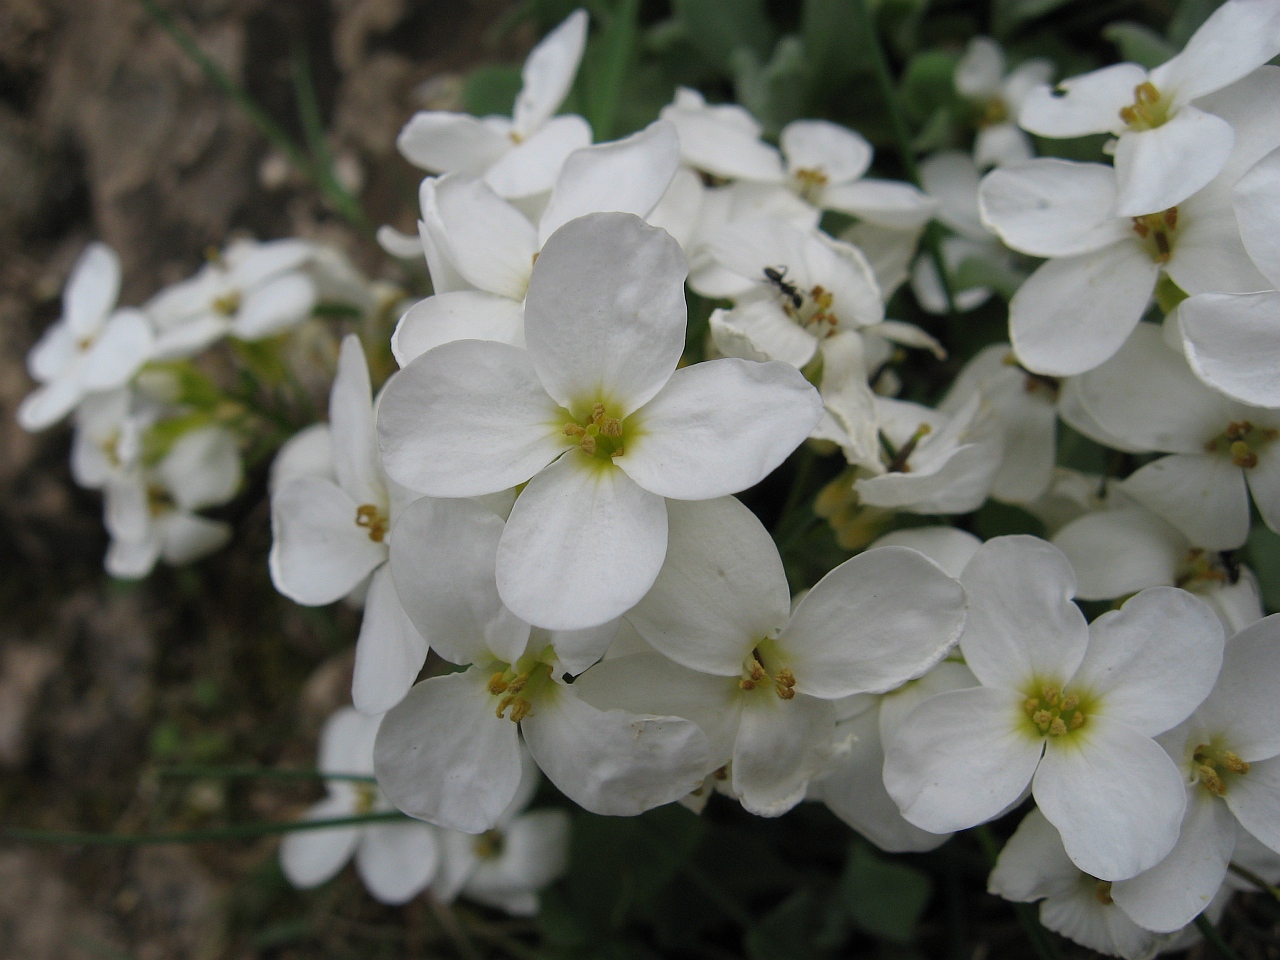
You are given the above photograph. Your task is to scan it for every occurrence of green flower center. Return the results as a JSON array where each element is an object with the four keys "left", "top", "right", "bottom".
[
  {"left": 1193, "top": 740, "right": 1250, "bottom": 796},
  {"left": 1204, "top": 420, "right": 1278, "bottom": 469},
  {"left": 1021, "top": 682, "right": 1090, "bottom": 739},
  {"left": 563, "top": 402, "right": 627, "bottom": 461},
  {"left": 1131, "top": 207, "right": 1179, "bottom": 264},
  {"left": 1118, "top": 81, "right": 1171, "bottom": 131}
]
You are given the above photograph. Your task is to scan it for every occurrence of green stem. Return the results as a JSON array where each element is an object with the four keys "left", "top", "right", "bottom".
[
  {"left": 8, "top": 811, "right": 406, "bottom": 846},
  {"left": 974, "top": 826, "right": 1060, "bottom": 960},
  {"left": 1227, "top": 861, "right": 1280, "bottom": 902},
  {"left": 156, "top": 765, "right": 377, "bottom": 783},
  {"left": 850, "top": 0, "right": 957, "bottom": 317},
  {"left": 583, "top": 0, "right": 639, "bottom": 142},
  {"left": 775, "top": 445, "right": 816, "bottom": 532},
  {"left": 1194, "top": 914, "right": 1245, "bottom": 960}
]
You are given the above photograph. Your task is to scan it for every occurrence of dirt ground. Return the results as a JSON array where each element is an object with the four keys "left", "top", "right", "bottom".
[{"left": 0, "top": 2, "right": 532, "bottom": 957}]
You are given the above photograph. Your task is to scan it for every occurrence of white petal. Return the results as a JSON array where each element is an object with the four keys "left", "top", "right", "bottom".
[
  {"left": 959, "top": 536, "right": 1090, "bottom": 691},
  {"left": 1052, "top": 508, "right": 1186, "bottom": 600},
  {"left": 389, "top": 496, "right": 531, "bottom": 667},
  {"left": 1074, "top": 587, "right": 1224, "bottom": 736},
  {"left": 158, "top": 512, "right": 231, "bottom": 566},
  {"left": 782, "top": 546, "right": 966, "bottom": 698},
  {"left": 1018, "top": 62, "right": 1146, "bottom": 137},
  {"left": 352, "top": 565, "right": 430, "bottom": 715},
  {"left": 65, "top": 243, "right": 121, "bottom": 339},
  {"left": 279, "top": 794, "right": 360, "bottom": 888},
  {"left": 391, "top": 291, "right": 523, "bottom": 368},
  {"left": 1009, "top": 241, "right": 1158, "bottom": 377},
  {"left": 619, "top": 358, "right": 821, "bottom": 499},
  {"left": 512, "top": 9, "right": 588, "bottom": 137},
  {"left": 1112, "top": 788, "right": 1236, "bottom": 933},
  {"left": 781, "top": 120, "right": 872, "bottom": 184},
  {"left": 978, "top": 160, "right": 1129, "bottom": 257},
  {"left": 396, "top": 112, "right": 510, "bottom": 173},
  {"left": 269, "top": 477, "right": 387, "bottom": 605},
  {"left": 626, "top": 496, "right": 790, "bottom": 676},
  {"left": 974, "top": 124, "right": 1036, "bottom": 169},
  {"left": 709, "top": 301, "right": 818, "bottom": 368},
  {"left": 17, "top": 374, "right": 85, "bottom": 431},
  {"left": 1151, "top": 0, "right": 1280, "bottom": 104},
  {"left": 1120, "top": 454, "right": 1250, "bottom": 551},
  {"left": 1233, "top": 146, "right": 1280, "bottom": 287},
  {"left": 521, "top": 682, "right": 710, "bottom": 815},
  {"left": 1168, "top": 184, "right": 1272, "bottom": 296},
  {"left": 497, "top": 453, "right": 668, "bottom": 631},
  {"left": 1074, "top": 322, "right": 1240, "bottom": 454},
  {"left": 954, "top": 37, "right": 1004, "bottom": 98},
  {"left": 660, "top": 89, "right": 784, "bottom": 181},
  {"left": 988, "top": 808, "right": 1081, "bottom": 902},
  {"left": 1113, "top": 108, "right": 1235, "bottom": 217},
  {"left": 732, "top": 692, "right": 835, "bottom": 817},
  {"left": 1039, "top": 889, "right": 1158, "bottom": 960},
  {"left": 1197, "top": 614, "right": 1280, "bottom": 761},
  {"left": 27, "top": 322, "right": 75, "bottom": 383},
  {"left": 1034, "top": 716, "right": 1187, "bottom": 880},
  {"left": 484, "top": 114, "right": 594, "bottom": 199},
  {"left": 869, "top": 527, "right": 982, "bottom": 579},
  {"left": 1182, "top": 292, "right": 1280, "bottom": 408},
  {"left": 231, "top": 274, "right": 317, "bottom": 340},
  {"left": 524, "top": 212, "right": 686, "bottom": 416},
  {"left": 81, "top": 310, "right": 152, "bottom": 391},
  {"left": 374, "top": 669, "right": 524, "bottom": 833},
  {"left": 1225, "top": 755, "right": 1280, "bottom": 853},
  {"left": 318, "top": 706, "right": 380, "bottom": 775},
  {"left": 821, "top": 178, "right": 937, "bottom": 229},
  {"left": 269, "top": 423, "right": 334, "bottom": 493},
  {"left": 330, "top": 335, "right": 383, "bottom": 508},
  {"left": 377, "top": 224, "right": 427, "bottom": 259},
  {"left": 883, "top": 686, "right": 1044, "bottom": 833},
  {"left": 463, "top": 809, "right": 570, "bottom": 901},
  {"left": 418, "top": 183, "right": 472, "bottom": 295},
  {"left": 920, "top": 150, "right": 987, "bottom": 240},
  {"left": 159, "top": 425, "right": 242, "bottom": 512},
  {"left": 811, "top": 708, "right": 951, "bottom": 852},
  {"left": 356, "top": 820, "right": 440, "bottom": 904},
  {"left": 433, "top": 176, "right": 538, "bottom": 299},
  {"left": 570, "top": 652, "right": 742, "bottom": 764},
  {"left": 377, "top": 340, "right": 565, "bottom": 497},
  {"left": 1247, "top": 440, "right": 1280, "bottom": 536},
  {"left": 538, "top": 120, "right": 680, "bottom": 244},
  {"left": 105, "top": 531, "right": 162, "bottom": 580}
]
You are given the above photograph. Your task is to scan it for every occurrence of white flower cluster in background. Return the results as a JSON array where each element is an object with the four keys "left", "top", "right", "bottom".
[{"left": 18, "top": 2, "right": 1280, "bottom": 951}]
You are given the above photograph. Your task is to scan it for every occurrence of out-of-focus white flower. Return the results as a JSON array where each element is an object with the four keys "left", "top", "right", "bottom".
[
  {"left": 104, "top": 425, "right": 241, "bottom": 579},
  {"left": 884, "top": 535, "right": 1224, "bottom": 881},
  {"left": 1019, "top": 0, "right": 1280, "bottom": 216},
  {"left": 19, "top": 243, "right": 153, "bottom": 431},
  {"left": 281, "top": 708, "right": 440, "bottom": 906},
  {"left": 574, "top": 496, "right": 967, "bottom": 817},
  {"left": 146, "top": 239, "right": 318, "bottom": 357},
  {"left": 70, "top": 387, "right": 153, "bottom": 490},
  {"left": 954, "top": 37, "right": 1053, "bottom": 169},
  {"left": 270, "top": 335, "right": 427, "bottom": 715},
  {"left": 396, "top": 10, "right": 591, "bottom": 201},
  {"left": 378, "top": 212, "right": 821, "bottom": 631}
]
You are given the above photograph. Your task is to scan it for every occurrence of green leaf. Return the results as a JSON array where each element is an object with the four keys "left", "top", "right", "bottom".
[
  {"left": 970, "top": 500, "right": 1047, "bottom": 540},
  {"left": 901, "top": 50, "right": 960, "bottom": 121},
  {"left": 801, "top": 0, "right": 870, "bottom": 89},
  {"left": 1246, "top": 525, "right": 1280, "bottom": 615},
  {"left": 1169, "top": 0, "right": 1226, "bottom": 46},
  {"left": 579, "top": 0, "right": 641, "bottom": 141},
  {"left": 672, "top": 0, "right": 775, "bottom": 72},
  {"left": 462, "top": 65, "right": 523, "bottom": 117},
  {"left": 745, "top": 889, "right": 831, "bottom": 960},
  {"left": 992, "top": 0, "right": 1080, "bottom": 38},
  {"left": 733, "top": 36, "right": 810, "bottom": 137},
  {"left": 1102, "top": 21, "right": 1177, "bottom": 69},
  {"left": 839, "top": 844, "right": 933, "bottom": 943}
]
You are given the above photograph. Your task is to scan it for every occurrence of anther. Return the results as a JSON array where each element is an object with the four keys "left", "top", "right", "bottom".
[
  {"left": 1198, "top": 764, "right": 1226, "bottom": 796},
  {"left": 1033, "top": 709, "right": 1052, "bottom": 732},
  {"left": 354, "top": 504, "right": 388, "bottom": 542},
  {"left": 1041, "top": 686, "right": 1060, "bottom": 706},
  {"left": 488, "top": 673, "right": 509, "bottom": 695},
  {"left": 1231, "top": 441, "right": 1257, "bottom": 468},
  {"left": 1069, "top": 711, "right": 1085, "bottom": 730},
  {"left": 1048, "top": 717, "right": 1067, "bottom": 737},
  {"left": 1023, "top": 697, "right": 1040, "bottom": 716}
]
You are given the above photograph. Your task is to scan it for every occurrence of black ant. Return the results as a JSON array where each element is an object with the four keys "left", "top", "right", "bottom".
[
  {"left": 763, "top": 266, "right": 803, "bottom": 310},
  {"left": 1218, "top": 550, "right": 1242, "bottom": 585}
]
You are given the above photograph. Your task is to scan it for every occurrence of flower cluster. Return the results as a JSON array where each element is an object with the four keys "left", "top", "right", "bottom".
[{"left": 18, "top": 2, "right": 1280, "bottom": 953}]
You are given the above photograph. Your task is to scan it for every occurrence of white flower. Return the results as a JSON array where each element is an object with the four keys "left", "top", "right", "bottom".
[
  {"left": 392, "top": 121, "right": 681, "bottom": 366},
  {"left": 573, "top": 496, "right": 967, "bottom": 817},
  {"left": 146, "top": 239, "right": 318, "bottom": 357},
  {"left": 1180, "top": 143, "right": 1280, "bottom": 407},
  {"left": 104, "top": 425, "right": 241, "bottom": 579},
  {"left": 954, "top": 37, "right": 1053, "bottom": 169},
  {"left": 70, "top": 387, "right": 152, "bottom": 490},
  {"left": 396, "top": 10, "right": 591, "bottom": 200},
  {"left": 377, "top": 212, "right": 822, "bottom": 630},
  {"left": 373, "top": 496, "right": 711, "bottom": 833},
  {"left": 1053, "top": 502, "right": 1264, "bottom": 636},
  {"left": 990, "top": 807, "right": 1226, "bottom": 959},
  {"left": 434, "top": 750, "right": 569, "bottom": 917},
  {"left": 1019, "top": 0, "right": 1280, "bottom": 216},
  {"left": 1068, "top": 323, "right": 1280, "bottom": 551},
  {"left": 270, "top": 335, "right": 427, "bottom": 715},
  {"left": 281, "top": 708, "right": 440, "bottom": 906},
  {"left": 19, "top": 243, "right": 153, "bottom": 431},
  {"left": 884, "top": 535, "right": 1225, "bottom": 881}
]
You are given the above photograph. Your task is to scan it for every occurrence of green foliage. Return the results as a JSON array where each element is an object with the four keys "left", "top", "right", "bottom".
[
  {"left": 463, "top": 65, "right": 523, "bottom": 117},
  {"left": 839, "top": 843, "right": 933, "bottom": 943},
  {"left": 1102, "top": 21, "right": 1177, "bottom": 68},
  {"left": 671, "top": 0, "right": 775, "bottom": 73},
  {"left": 1246, "top": 525, "right": 1280, "bottom": 614}
]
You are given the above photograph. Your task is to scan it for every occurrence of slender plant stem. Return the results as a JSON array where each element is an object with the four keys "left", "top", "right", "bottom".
[
  {"left": 973, "top": 826, "right": 1060, "bottom": 960},
  {"left": 1227, "top": 861, "right": 1280, "bottom": 902},
  {"left": 583, "top": 0, "right": 640, "bottom": 142},
  {"left": 7, "top": 811, "right": 407, "bottom": 846},
  {"left": 850, "top": 0, "right": 958, "bottom": 317},
  {"left": 1194, "top": 914, "right": 1245, "bottom": 960},
  {"left": 428, "top": 894, "right": 485, "bottom": 960},
  {"left": 156, "top": 765, "right": 377, "bottom": 783},
  {"left": 456, "top": 908, "right": 543, "bottom": 960}
]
